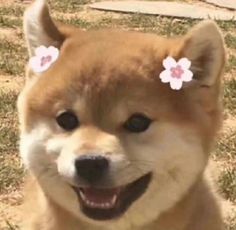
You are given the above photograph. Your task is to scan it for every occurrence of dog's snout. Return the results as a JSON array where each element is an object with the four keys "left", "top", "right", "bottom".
[{"left": 75, "top": 155, "right": 109, "bottom": 183}]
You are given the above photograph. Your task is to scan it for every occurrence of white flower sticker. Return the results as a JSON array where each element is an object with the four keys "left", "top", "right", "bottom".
[
  {"left": 159, "top": 56, "right": 193, "bottom": 90},
  {"left": 29, "top": 46, "right": 59, "bottom": 73}
]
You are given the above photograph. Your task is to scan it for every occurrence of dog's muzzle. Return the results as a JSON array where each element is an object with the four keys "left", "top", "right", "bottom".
[{"left": 72, "top": 155, "right": 152, "bottom": 221}]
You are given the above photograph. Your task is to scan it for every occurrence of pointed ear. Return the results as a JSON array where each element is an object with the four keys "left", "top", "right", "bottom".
[
  {"left": 182, "top": 20, "right": 225, "bottom": 87},
  {"left": 24, "top": 0, "right": 64, "bottom": 56}
]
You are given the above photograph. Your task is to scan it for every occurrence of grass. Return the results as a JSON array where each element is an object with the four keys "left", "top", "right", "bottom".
[
  {"left": 118, "top": 15, "right": 197, "bottom": 36},
  {"left": 0, "top": 91, "right": 17, "bottom": 115},
  {"left": 0, "top": 91, "right": 23, "bottom": 194},
  {"left": 0, "top": 39, "right": 27, "bottom": 76},
  {"left": 215, "top": 129, "right": 236, "bottom": 159},
  {"left": 0, "top": 6, "right": 24, "bottom": 17},
  {"left": 223, "top": 78, "right": 236, "bottom": 115},
  {"left": 225, "top": 55, "right": 236, "bottom": 73},
  {"left": 5, "top": 220, "right": 20, "bottom": 230},
  {"left": 0, "top": 153, "right": 23, "bottom": 194},
  {"left": 0, "top": 16, "right": 22, "bottom": 28},
  {"left": 0, "top": 0, "right": 235, "bottom": 229},
  {"left": 58, "top": 17, "right": 92, "bottom": 28},
  {"left": 218, "top": 167, "right": 236, "bottom": 202},
  {"left": 60, "top": 14, "right": 199, "bottom": 35},
  {"left": 225, "top": 33, "right": 236, "bottom": 50},
  {"left": 217, "top": 20, "right": 236, "bottom": 32},
  {"left": 49, "top": 0, "right": 92, "bottom": 12}
]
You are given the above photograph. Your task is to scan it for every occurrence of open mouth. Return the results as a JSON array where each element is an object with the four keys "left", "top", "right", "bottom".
[{"left": 72, "top": 172, "right": 152, "bottom": 220}]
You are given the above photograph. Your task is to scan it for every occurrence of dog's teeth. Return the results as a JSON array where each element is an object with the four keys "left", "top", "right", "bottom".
[
  {"left": 111, "top": 195, "right": 117, "bottom": 205},
  {"left": 79, "top": 188, "right": 119, "bottom": 209},
  {"left": 105, "top": 202, "right": 111, "bottom": 208},
  {"left": 90, "top": 201, "right": 95, "bottom": 207},
  {"left": 79, "top": 190, "right": 86, "bottom": 201},
  {"left": 95, "top": 203, "right": 101, "bottom": 208}
]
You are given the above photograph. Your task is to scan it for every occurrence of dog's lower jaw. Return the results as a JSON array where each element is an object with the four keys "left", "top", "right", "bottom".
[{"left": 22, "top": 175, "right": 223, "bottom": 230}]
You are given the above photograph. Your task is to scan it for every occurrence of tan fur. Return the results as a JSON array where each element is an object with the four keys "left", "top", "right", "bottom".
[{"left": 18, "top": 0, "right": 225, "bottom": 229}]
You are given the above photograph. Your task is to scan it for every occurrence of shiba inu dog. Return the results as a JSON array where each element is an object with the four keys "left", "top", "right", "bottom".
[{"left": 18, "top": 0, "right": 226, "bottom": 229}]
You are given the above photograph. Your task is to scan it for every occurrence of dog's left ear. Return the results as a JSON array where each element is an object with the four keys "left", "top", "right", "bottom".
[
  {"left": 24, "top": 0, "right": 64, "bottom": 57},
  {"left": 182, "top": 20, "right": 225, "bottom": 88},
  {"left": 179, "top": 20, "right": 225, "bottom": 118}
]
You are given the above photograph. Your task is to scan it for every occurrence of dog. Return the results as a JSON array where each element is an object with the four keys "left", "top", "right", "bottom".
[{"left": 18, "top": 0, "right": 226, "bottom": 229}]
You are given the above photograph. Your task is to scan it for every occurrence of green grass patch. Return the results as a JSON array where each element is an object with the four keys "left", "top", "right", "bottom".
[
  {"left": 121, "top": 15, "right": 197, "bottom": 36},
  {"left": 0, "top": 91, "right": 22, "bottom": 193},
  {"left": 0, "top": 124, "right": 18, "bottom": 153},
  {"left": 215, "top": 129, "right": 236, "bottom": 158},
  {"left": 88, "top": 17, "right": 127, "bottom": 29},
  {"left": 217, "top": 20, "right": 236, "bottom": 32},
  {"left": 49, "top": 0, "right": 91, "bottom": 13},
  {"left": 0, "top": 153, "right": 23, "bottom": 193},
  {"left": 225, "top": 33, "right": 236, "bottom": 50},
  {"left": 0, "top": 91, "right": 17, "bottom": 115},
  {"left": 0, "top": 91, "right": 18, "bottom": 153},
  {"left": 59, "top": 16, "right": 127, "bottom": 29},
  {"left": 223, "top": 78, "right": 236, "bottom": 115},
  {"left": 218, "top": 167, "right": 236, "bottom": 202},
  {"left": 60, "top": 15, "right": 198, "bottom": 36},
  {"left": 225, "top": 55, "right": 236, "bottom": 73},
  {"left": 58, "top": 17, "right": 92, "bottom": 29},
  {"left": 0, "top": 16, "right": 22, "bottom": 28},
  {"left": 0, "top": 5, "right": 24, "bottom": 17},
  {"left": 0, "top": 39, "right": 27, "bottom": 76}
]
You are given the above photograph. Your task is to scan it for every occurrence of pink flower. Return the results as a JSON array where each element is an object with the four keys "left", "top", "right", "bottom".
[
  {"left": 29, "top": 46, "right": 59, "bottom": 73},
  {"left": 159, "top": 56, "right": 193, "bottom": 90}
]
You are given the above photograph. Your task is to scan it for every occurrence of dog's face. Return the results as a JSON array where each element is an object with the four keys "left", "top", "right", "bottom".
[{"left": 18, "top": 0, "right": 225, "bottom": 228}]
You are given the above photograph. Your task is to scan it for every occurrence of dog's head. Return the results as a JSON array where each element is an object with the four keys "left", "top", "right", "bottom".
[{"left": 18, "top": 0, "right": 225, "bottom": 227}]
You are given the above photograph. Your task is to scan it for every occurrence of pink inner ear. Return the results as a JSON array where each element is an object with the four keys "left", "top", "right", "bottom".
[
  {"left": 170, "top": 65, "right": 184, "bottom": 79},
  {"left": 40, "top": 55, "right": 52, "bottom": 67}
]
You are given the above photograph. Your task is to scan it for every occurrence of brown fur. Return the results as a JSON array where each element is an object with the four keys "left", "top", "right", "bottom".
[
  {"left": 22, "top": 176, "right": 222, "bottom": 230},
  {"left": 18, "top": 1, "right": 225, "bottom": 229}
]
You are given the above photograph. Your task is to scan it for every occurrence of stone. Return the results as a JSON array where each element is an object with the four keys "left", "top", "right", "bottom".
[
  {"left": 90, "top": 1, "right": 236, "bottom": 21},
  {"left": 205, "top": 0, "right": 236, "bottom": 11}
]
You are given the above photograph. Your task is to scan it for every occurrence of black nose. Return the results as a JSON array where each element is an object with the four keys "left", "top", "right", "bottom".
[{"left": 75, "top": 155, "right": 109, "bottom": 183}]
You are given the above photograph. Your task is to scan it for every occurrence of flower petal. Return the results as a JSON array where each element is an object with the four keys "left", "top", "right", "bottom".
[
  {"left": 159, "top": 70, "right": 171, "bottom": 83},
  {"left": 48, "top": 46, "right": 60, "bottom": 62},
  {"left": 178, "top": 58, "right": 191, "bottom": 70},
  {"left": 40, "top": 62, "right": 53, "bottom": 72},
  {"left": 29, "top": 56, "right": 41, "bottom": 73},
  {"left": 163, "top": 56, "right": 177, "bottom": 70},
  {"left": 182, "top": 69, "right": 193, "bottom": 82},
  {"left": 30, "top": 46, "right": 60, "bottom": 73},
  {"left": 29, "top": 56, "right": 51, "bottom": 73},
  {"left": 35, "top": 46, "right": 48, "bottom": 57},
  {"left": 170, "top": 79, "right": 183, "bottom": 90}
]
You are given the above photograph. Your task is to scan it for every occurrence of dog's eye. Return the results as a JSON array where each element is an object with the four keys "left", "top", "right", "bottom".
[
  {"left": 56, "top": 111, "right": 79, "bottom": 131},
  {"left": 124, "top": 114, "right": 152, "bottom": 133}
]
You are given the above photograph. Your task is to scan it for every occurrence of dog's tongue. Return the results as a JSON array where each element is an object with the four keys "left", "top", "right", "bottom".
[{"left": 82, "top": 187, "right": 119, "bottom": 203}]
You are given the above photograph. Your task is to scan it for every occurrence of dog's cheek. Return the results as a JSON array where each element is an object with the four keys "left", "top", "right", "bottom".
[
  {"left": 126, "top": 122, "right": 206, "bottom": 174},
  {"left": 154, "top": 123, "right": 206, "bottom": 179},
  {"left": 20, "top": 127, "right": 85, "bottom": 219},
  {"left": 20, "top": 131, "right": 49, "bottom": 173},
  {"left": 160, "top": 128, "right": 205, "bottom": 195},
  {"left": 120, "top": 123, "right": 206, "bottom": 225},
  {"left": 19, "top": 124, "right": 63, "bottom": 173}
]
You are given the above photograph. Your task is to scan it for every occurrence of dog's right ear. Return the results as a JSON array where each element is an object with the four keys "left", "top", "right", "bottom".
[{"left": 24, "top": 0, "right": 64, "bottom": 57}]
